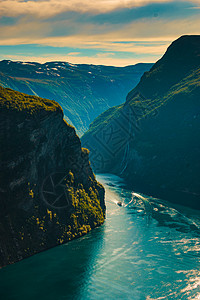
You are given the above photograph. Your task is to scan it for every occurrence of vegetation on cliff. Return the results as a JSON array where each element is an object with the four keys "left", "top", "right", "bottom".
[
  {"left": 0, "top": 85, "right": 105, "bottom": 268},
  {"left": 82, "top": 35, "right": 200, "bottom": 208},
  {"left": 0, "top": 85, "right": 61, "bottom": 115}
]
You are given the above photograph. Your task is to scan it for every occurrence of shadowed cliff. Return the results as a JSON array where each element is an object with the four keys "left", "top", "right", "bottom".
[
  {"left": 82, "top": 35, "right": 200, "bottom": 209},
  {"left": 0, "top": 86, "right": 105, "bottom": 268}
]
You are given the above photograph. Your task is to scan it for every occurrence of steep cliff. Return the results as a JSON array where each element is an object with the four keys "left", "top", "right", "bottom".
[
  {"left": 0, "top": 86, "right": 105, "bottom": 268},
  {"left": 82, "top": 35, "right": 200, "bottom": 209},
  {"left": 0, "top": 61, "right": 153, "bottom": 136}
]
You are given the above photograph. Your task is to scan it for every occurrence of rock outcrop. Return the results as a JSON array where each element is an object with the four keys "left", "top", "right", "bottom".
[{"left": 0, "top": 86, "right": 105, "bottom": 268}]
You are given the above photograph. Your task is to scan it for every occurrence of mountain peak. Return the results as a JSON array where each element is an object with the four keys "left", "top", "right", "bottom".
[
  {"left": 162, "top": 35, "right": 200, "bottom": 64},
  {"left": 127, "top": 35, "right": 200, "bottom": 101}
]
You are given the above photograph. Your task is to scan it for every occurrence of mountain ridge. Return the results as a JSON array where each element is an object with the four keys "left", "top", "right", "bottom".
[
  {"left": 82, "top": 35, "right": 200, "bottom": 209},
  {"left": 0, "top": 60, "right": 153, "bottom": 135}
]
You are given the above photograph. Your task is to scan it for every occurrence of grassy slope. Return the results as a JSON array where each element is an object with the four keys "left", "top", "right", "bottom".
[
  {"left": 83, "top": 66, "right": 200, "bottom": 142},
  {"left": 0, "top": 85, "right": 62, "bottom": 114},
  {"left": 83, "top": 35, "right": 200, "bottom": 137}
]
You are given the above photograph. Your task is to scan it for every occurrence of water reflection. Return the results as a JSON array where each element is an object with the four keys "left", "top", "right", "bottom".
[
  {"left": 0, "top": 173, "right": 200, "bottom": 300},
  {"left": 0, "top": 224, "right": 105, "bottom": 300}
]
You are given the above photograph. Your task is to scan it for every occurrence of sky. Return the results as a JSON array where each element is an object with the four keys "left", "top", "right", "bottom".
[{"left": 0, "top": 0, "right": 200, "bottom": 66}]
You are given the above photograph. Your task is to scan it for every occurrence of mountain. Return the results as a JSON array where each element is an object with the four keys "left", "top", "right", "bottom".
[
  {"left": 82, "top": 35, "right": 200, "bottom": 209},
  {"left": 0, "top": 60, "right": 152, "bottom": 136},
  {"left": 0, "top": 86, "right": 105, "bottom": 268}
]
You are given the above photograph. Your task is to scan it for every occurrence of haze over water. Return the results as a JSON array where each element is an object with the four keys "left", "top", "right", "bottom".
[{"left": 0, "top": 174, "right": 200, "bottom": 300}]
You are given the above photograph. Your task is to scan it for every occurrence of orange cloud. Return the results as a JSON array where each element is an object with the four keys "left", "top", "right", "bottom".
[
  {"left": 0, "top": 1, "right": 200, "bottom": 66},
  {"left": 0, "top": 0, "right": 185, "bottom": 18},
  {"left": 2, "top": 53, "right": 156, "bottom": 66}
]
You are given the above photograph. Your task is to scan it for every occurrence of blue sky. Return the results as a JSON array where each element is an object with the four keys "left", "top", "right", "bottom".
[{"left": 0, "top": 0, "right": 200, "bottom": 66}]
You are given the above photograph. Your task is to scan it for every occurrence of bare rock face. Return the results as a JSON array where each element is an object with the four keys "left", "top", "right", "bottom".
[{"left": 0, "top": 86, "right": 105, "bottom": 268}]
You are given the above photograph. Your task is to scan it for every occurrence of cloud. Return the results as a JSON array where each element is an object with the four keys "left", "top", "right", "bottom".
[
  {"left": 1, "top": 0, "right": 200, "bottom": 45},
  {"left": 1, "top": 14, "right": 199, "bottom": 48},
  {"left": 4, "top": 0, "right": 200, "bottom": 19},
  {"left": 0, "top": 1, "right": 200, "bottom": 66},
  {"left": 1, "top": 13, "right": 200, "bottom": 63},
  {"left": 0, "top": 0, "right": 178, "bottom": 18},
  {"left": 67, "top": 52, "right": 81, "bottom": 56},
  {"left": 1, "top": 53, "right": 156, "bottom": 66},
  {"left": 96, "top": 52, "right": 115, "bottom": 57}
]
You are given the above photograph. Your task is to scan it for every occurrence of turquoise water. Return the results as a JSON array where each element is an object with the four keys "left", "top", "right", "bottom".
[{"left": 0, "top": 174, "right": 200, "bottom": 300}]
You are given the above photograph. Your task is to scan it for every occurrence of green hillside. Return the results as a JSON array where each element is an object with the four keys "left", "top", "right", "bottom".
[
  {"left": 0, "top": 61, "right": 152, "bottom": 135},
  {"left": 82, "top": 35, "right": 200, "bottom": 209},
  {"left": 0, "top": 85, "right": 61, "bottom": 114}
]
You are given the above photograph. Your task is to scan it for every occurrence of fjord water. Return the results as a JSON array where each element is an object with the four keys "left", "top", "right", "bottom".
[{"left": 1, "top": 174, "right": 200, "bottom": 300}]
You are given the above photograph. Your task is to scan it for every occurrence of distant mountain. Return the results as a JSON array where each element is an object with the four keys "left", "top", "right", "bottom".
[
  {"left": 82, "top": 35, "right": 200, "bottom": 209},
  {"left": 0, "top": 60, "right": 152, "bottom": 136}
]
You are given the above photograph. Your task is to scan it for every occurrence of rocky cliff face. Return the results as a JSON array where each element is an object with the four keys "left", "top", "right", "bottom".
[
  {"left": 82, "top": 35, "right": 200, "bottom": 209},
  {"left": 0, "top": 60, "right": 153, "bottom": 135},
  {"left": 0, "top": 86, "right": 105, "bottom": 268}
]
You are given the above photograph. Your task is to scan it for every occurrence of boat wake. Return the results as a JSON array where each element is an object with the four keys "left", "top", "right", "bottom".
[{"left": 124, "top": 191, "right": 200, "bottom": 235}]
